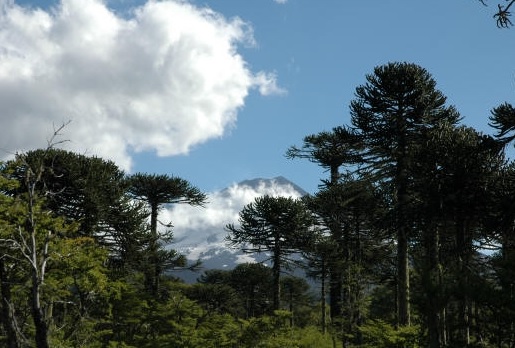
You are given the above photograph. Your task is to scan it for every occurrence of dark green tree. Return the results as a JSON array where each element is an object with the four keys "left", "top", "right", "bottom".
[
  {"left": 229, "top": 263, "right": 274, "bottom": 318},
  {"left": 0, "top": 170, "right": 23, "bottom": 348},
  {"left": 306, "top": 175, "right": 388, "bottom": 345},
  {"left": 0, "top": 149, "right": 77, "bottom": 348},
  {"left": 478, "top": 0, "right": 515, "bottom": 28},
  {"left": 349, "top": 61, "right": 460, "bottom": 327},
  {"left": 126, "top": 173, "right": 206, "bottom": 295},
  {"left": 6, "top": 148, "right": 150, "bottom": 271},
  {"left": 226, "top": 195, "right": 316, "bottom": 311},
  {"left": 301, "top": 234, "right": 334, "bottom": 334},
  {"left": 287, "top": 126, "right": 362, "bottom": 321},
  {"left": 280, "top": 275, "right": 314, "bottom": 328},
  {"left": 412, "top": 122, "right": 504, "bottom": 346}
]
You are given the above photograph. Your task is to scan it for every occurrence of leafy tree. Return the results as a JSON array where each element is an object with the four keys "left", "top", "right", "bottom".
[
  {"left": 287, "top": 126, "right": 362, "bottom": 320},
  {"left": 226, "top": 195, "right": 316, "bottom": 311},
  {"left": 359, "top": 320, "right": 421, "bottom": 348},
  {"left": 411, "top": 122, "right": 504, "bottom": 346},
  {"left": 184, "top": 283, "right": 244, "bottom": 318},
  {"left": 0, "top": 169, "right": 23, "bottom": 348},
  {"left": 478, "top": 0, "right": 515, "bottom": 27},
  {"left": 229, "top": 263, "right": 274, "bottom": 318},
  {"left": 349, "top": 61, "right": 460, "bottom": 327},
  {"left": 490, "top": 102, "right": 515, "bottom": 144},
  {"left": 0, "top": 149, "right": 78, "bottom": 348},
  {"left": 301, "top": 234, "right": 334, "bottom": 334},
  {"left": 197, "top": 269, "right": 232, "bottom": 285},
  {"left": 280, "top": 275, "right": 314, "bottom": 327},
  {"left": 6, "top": 148, "right": 150, "bottom": 274},
  {"left": 126, "top": 173, "right": 206, "bottom": 295},
  {"left": 306, "top": 175, "right": 389, "bottom": 345}
]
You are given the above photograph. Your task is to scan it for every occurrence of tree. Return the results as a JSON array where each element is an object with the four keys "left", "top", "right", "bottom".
[
  {"left": 301, "top": 234, "right": 334, "bottom": 334},
  {"left": 287, "top": 126, "right": 362, "bottom": 321},
  {"left": 126, "top": 173, "right": 206, "bottom": 295},
  {"left": 229, "top": 263, "right": 274, "bottom": 318},
  {"left": 6, "top": 148, "right": 150, "bottom": 273},
  {"left": 0, "top": 146, "right": 76, "bottom": 348},
  {"left": 349, "top": 61, "right": 460, "bottom": 327},
  {"left": 0, "top": 170, "right": 23, "bottom": 348},
  {"left": 478, "top": 0, "right": 515, "bottom": 28},
  {"left": 411, "top": 122, "right": 504, "bottom": 346},
  {"left": 280, "top": 275, "right": 313, "bottom": 327},
  {"left": 226, "top": 195, "right": 316, "bottom": 311}
]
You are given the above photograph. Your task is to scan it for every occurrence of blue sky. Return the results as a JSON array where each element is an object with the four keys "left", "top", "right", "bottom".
[{"left": 2, "top": 0, "right": 515, "bottom": 195}]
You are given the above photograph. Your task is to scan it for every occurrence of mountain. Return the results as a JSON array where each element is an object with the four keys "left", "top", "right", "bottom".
[{"left": 164, "top": 176, "right": 307, "bottom": 282}]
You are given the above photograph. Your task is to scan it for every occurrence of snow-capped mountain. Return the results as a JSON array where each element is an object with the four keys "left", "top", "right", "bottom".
[{"left": 161, "top": 176, "right": 307, "bottom": 282}]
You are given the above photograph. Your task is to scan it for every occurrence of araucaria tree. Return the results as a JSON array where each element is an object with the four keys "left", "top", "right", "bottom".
[
  {"left": 226, "top": 195, "right": 316, "bottom": 311},
  {"left": 127, "top": 173, "right": 207, "bottom": 295},
  {"left": 349, "top": 61, "right": 460, "bottom": 326},
  {"left": 286, "top": 126, "right": 362, "bottom": 321}
]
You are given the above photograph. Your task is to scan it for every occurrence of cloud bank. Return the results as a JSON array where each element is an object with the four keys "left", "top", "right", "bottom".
[{"left": 0, "top": 0, "right": 283, "bottom": 169}]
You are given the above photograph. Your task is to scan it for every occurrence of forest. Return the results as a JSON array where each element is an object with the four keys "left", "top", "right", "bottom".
[{"left": 2, "top": 61, "right": 515, "bottom": 348}]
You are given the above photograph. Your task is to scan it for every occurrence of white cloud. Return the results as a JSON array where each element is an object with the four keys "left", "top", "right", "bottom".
[
  {"left": 0, "top": 0, "right": 284, "bottom": 169},
  {"left": 273, "top": 0, "right": 288, "bottom": 4},
  {"left": 163, "top": 177, "right": 303, "bottom": 258},
  {"left": 253, "top": 71, "right": 287, "bottom": 96}
]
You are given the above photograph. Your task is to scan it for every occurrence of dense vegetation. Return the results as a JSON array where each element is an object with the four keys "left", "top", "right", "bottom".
[{"left": 2, "top": 62, "right": 515, "bottom": 347}]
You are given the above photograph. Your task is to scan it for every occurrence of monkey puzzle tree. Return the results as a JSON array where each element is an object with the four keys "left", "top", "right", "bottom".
[
  {"left": 126, "top": 173, "right": 206, "bottom": 295},
  {"left": 287, "top": 126, "right": 362, "bottom": 320},
  {"left": 229, "top": 263, "right": 274, "bottom": 318},
  {"left": 411, "top": 122, "right": 504, "bottom": 347},
  {"left": 226, "top": 195, "right": 316, "bottom": 311},
  {"left": 349, "top": 61, "right": 460, "bottom": 327},
  {"left": 6, "top": 148, "right": 150, "bottom": 270},
  {"left": 477, "top": 0, "right": 515, "bottom": 27}
]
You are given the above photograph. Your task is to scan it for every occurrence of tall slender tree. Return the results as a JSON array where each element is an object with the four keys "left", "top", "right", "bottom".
[
  {"left": 412, "top": 122, "right": 504, "bottom": 346},
  {"left": 349, "top": 62, "right": 460, "bottom": 327},
  {"left": 126, "top": 173, "right": 206, "bottom": 295},
  {"left": 287, "top": 126, "right": 362, "bottom": 320},
  {"left": 226, "top": 195, "right": 316, "bottom": 311}
]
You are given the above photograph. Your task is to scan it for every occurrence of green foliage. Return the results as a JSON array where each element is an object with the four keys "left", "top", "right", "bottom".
[
  {"left": 240, "top": 311, "right": 334, "bottom": 348},
  {"left": 359, "top": 320, "right": 421, "bottom": 348},
  {"left": 5, "top": 61, "right": 515, "bottom": 347}
]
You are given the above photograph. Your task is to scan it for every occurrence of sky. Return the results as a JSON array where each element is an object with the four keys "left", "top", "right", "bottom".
[{"left": 1, "top": 0, "right": 515, "bottom": 198}]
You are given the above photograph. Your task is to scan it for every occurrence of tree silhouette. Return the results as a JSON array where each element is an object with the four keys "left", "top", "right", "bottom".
[
  {"left": 127, "top": 173, "right": 206, "bottom": 295},
  {"left": 350, "top": 61, "right": 460, "bottom": 326},
  {"left": 226, "top": 195, "right": 316, "bottom": 311}
]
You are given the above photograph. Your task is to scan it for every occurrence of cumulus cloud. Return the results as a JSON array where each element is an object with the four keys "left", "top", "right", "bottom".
[
  {"left": 162, "top": 177, "right": 304, "bottom": 259},
  {"left": 273, "top": 0, "right": 288, "bottom": 4},
  {"left": 0, "top": 0, "right": 283, "bottom": 169}
]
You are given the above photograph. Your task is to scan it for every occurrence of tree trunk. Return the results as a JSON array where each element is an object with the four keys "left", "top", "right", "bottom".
[
  {"left": 397, "top": 227, "right": 410, "bottom": 326},
  {"left": 321, "top": 261, "right": 327, "bottom": 334},
  {"left": 329, "top": 269, "right": 342, "bottom": 320},
  {"left": 32, "top": 273, "right": 49, "bottom": 348},
  {"left": 272, "top": 252, "right": 281, "bottom": 311},
  {"left": 456, "top": 218, "right": 470, "bottom": 346},
  {"left": 328, "top": 164, "right": 343, "bottom": 320},
  {"left": 0, "top": 259, "right": 20, "bottom": 348},
  {"left": 147, "top": 202, "right": 159, "bottom": 296},
  {"left": 395, "top": 123, "right": 410, "bottom": 327},
  {"left": 424, "top": 225, "right": 442, "bottom": 348}
]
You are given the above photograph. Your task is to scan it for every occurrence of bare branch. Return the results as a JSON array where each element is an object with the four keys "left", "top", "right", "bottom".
[{"left": 47, "top": 120, "right": 72, "bottom": 150}]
